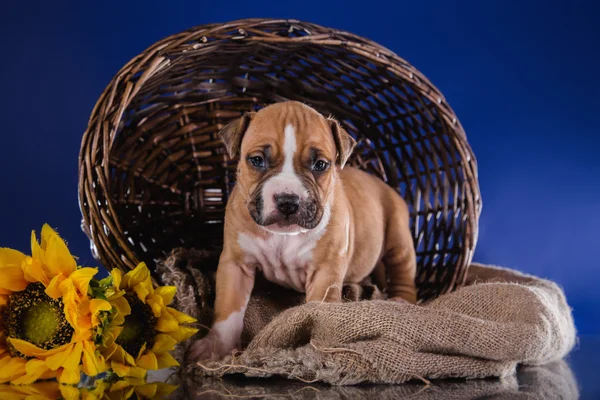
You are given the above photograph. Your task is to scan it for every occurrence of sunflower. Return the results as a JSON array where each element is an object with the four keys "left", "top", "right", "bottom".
[
  {"left": 100, "top": 262, "right": 198, "bottom": 379},
  {"left": 0, "top": 380, "right": 107, "bottom": 400},
  {"left": 0, "top": 224, "right": 111, "bottom": 385}
]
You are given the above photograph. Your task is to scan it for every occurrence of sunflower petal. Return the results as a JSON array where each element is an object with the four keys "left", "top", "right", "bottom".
[
  {"left": 110, "top": 362, "right": 147, "bottom": 379},
  {"left": 166, "top": 307, "right": 197, "bottom": 324},
  {"left": 135, "top": 383, "right": 158, "bottom": 398},
  {"left": 82, "top": 340, "right": 107, "bottom": 376},
  {"left": 168, "top": 326, "right": 199, "bottom": 343},
  {"left": 58, "top": 384, "right": 81, "bottom": 400},
  {"left": 108, "top": 378, "right": 131, "bottom": 391},
  {"left": 132, "top": 283, "right": 151, "bottom": 303},
  {"left": 156, "top": 351, "right": 179, "bottom": 369},
  {"left": 70, "top": 267, "right": 98, "bottom": 297},
  {"left": 156, "top": 382, "right": 178, "bottom": 397},
  {"left": 111, "top": 296, "right": 131, "bottom": 316},
  {"left": 155, "top": 310, "right": 179, "bottom": 333},
  {"left": 63, "top": 341, "right": 83, "bottom": 372},
  {"left": 0, "top": 266, "right": 28, "bottom": 292},
  {"left": 22, "top": 257, "right": 49, "bottom": 285},
  {"left": 89, "top": 298, "right": 111, "bottom": 326},
  {"left": 121, "top": 263, "right": 150, "bottom": 290},
  {"left": 57, "top": 364, "right": 81, "bottom": 385},
  {"left": 11, "top": 359, "right": 49, "bottom": 385},
  {"left": 110, "top": 268, "right": 122, "bottom": 290},
  {"left": 151, "top": 334, "right": 178, "bottom": 353},
  {"left": 45, "top": 274, "right": 65, "bottom": 299},
  {"left": 146, "top": 295, "right": 164, "bottom": 318},
  {"left": 0, "top": 248, "right": 27, "bottom": 267},
  {"left": 31, "top": 230, "right": 45, "bottom": 264},
  {"left": 8, "top": 339, "right": 46, "bottom": 358},
  {"left": 136, "top": 352, "right": 158, "bottom": 370},
  {"left": 155, "top": 286, "right": 177, "bottom": 306},
  {"left": 0, "top": 356, "right": 27, "bottom": 383},
  {"left": 41, "top": 225, "right": 76, "bottom": 276},
  {"left": 45, "top": 343, "right": 74, "bottom": 371}
]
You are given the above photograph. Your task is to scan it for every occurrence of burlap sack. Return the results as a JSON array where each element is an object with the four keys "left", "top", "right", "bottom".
[{"left": 156, "top": 250, "right": 576, "bottom": 386}]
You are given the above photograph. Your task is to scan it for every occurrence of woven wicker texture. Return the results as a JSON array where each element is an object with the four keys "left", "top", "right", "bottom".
[{"left": 78, "top": 18, "right": 481, "bottom": 301}]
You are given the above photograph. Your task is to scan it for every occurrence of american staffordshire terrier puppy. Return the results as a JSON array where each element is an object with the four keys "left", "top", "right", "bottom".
[{"left": 187, "top": 101, "right": 416, "bottom": 362}]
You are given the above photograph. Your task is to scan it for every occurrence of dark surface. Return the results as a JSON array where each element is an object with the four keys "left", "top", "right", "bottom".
[{"left": 156, "top": 336, "right": 598, "bottom": 399}]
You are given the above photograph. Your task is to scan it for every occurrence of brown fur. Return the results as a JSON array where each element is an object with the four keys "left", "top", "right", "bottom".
[{"left": 187, "top": 101, "right": 416, "bottom": 362}]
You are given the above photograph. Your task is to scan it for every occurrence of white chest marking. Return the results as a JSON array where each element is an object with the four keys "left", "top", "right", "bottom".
[{"left": 238, "top": 203, "right": 332, "bottom": 293}]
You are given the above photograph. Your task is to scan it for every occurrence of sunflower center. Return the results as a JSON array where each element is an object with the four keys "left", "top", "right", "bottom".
[
  {"left": 116, "top": 293, "right": 156, "bottom": 357},
  {"left": 6, "top": 282, "right": 73, "bottom": 356}
]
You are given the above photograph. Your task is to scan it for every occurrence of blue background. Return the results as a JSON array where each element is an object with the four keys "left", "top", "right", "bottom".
[{"left": 1, "top": 0, "right": 598, "bottom": 338}]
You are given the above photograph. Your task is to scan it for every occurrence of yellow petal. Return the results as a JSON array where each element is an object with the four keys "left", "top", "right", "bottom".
[
  {"left": 31, "top": 230, "right": 46, "bottom": 264},
  {"left": 63, "top": 341, "right": 83, "bottom": 372},
  {"left": 0, "top": 248, "right": 27, "bottom": 267},
  {"left": 155, "top": 382, "right": 178, "bottom": 397},
  {"left": 57, "top": 365, "right": 81, "bottom": 385},
  {"left": 8, "top": 338, "right": 46, "bottom": 358},
  {"left": 110, "top": 268, "right": 122, "bottom": 290},
  {"left": 58, "top": 384, "right": 81, "bottom": 400},
  {"left": 89, "top": 298, "right": 111, "bottom": 326},
  {"left": 166, "top": 307, "right": 197, "bottom": 324},
  {"left": 45, "top": 274, "right": 65, "bottom": 299},
  {"left": 136, "top": 352, "right": 158, "bottom": 370},
  {"left": 70, "top": 267, "right": 99, "bottom": 297},
  {"left": 22, "top": 257, "right": 49, "bottom": 285},
  {"left": 111, "top": 296, "right": 131, "bottom": 317},
  {"left": 155, "top": 310, "right": 179, "bottom": 333},
  {"left": 156, "top": 351, "right": 179, "bottom": 369},
  {"left": 41, "top": 225, "right": 76, "bottom": 276},
  {"left": 0, "top": 356, "right": 27, "bottom": 383},
  {"left": 108, "top": 378, "right": 131, "bottom": 391},
  {"left": 155, "top": 286, "right": 177, "bottom": 306},
  {"left": 121, "top": 263, "right": 150, "bottom": 290},
  {"left": 45, "top": 343, "right": 74, "bottom": 371},
  {"left": 146, "top": 295, "right": 164, "bottom": 318},
  {"left": 106, "top": 345, "right": 135, "bottom": 366},
  {"left": 110, "top": 361, "right": 130, "bottom": 378},
  {"left": 151, "top": 334, "right": 178, "bottom": 353},
  {"left": 134, "top": 383, "right": 158, "bottom": 398},
  {"left": 0, "top": 266, "right": 28, "bottom": 292},
  {"left": 11, "top": 359, "right": 49, "bottom": 385},
  {"left": 168, "top": 326, "right": 199, "bottom": 343},
  {"left": 133, "top": 284, "right": 151, "bottom": 303},
  {"left": 102, "top": 326, "right": 123, "bottom": 349},
  {"left": 110, "top": 362, "right": 147, "bottom": 379},
  {"left": 82, "top": 340, "right": 107, "bottom": 377},
  {"left": 128, "top": 366, "right": 147, "bottom": 379}
]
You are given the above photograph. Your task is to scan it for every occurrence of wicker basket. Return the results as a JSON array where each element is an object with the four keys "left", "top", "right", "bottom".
[{"left": 78, "top": 18, "right": 481, "bottom": 301}]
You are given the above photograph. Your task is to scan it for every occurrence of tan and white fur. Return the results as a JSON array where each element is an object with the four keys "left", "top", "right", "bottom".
[{"left": 187, "top": 101, "right": 417, "bottom": 362}]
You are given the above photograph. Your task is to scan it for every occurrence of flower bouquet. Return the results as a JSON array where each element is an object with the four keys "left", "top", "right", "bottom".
[{"left": 0, "top": 224, "right": 197, "bottom": 396}]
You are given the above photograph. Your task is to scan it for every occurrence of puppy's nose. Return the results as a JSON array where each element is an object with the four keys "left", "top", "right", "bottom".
[{"left": 275, "top": 193, "right": 300, "bottom": 216}]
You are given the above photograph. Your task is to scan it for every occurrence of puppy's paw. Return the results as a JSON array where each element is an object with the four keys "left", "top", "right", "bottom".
[{"left": 186, "top": 333, "right": 232, "bottom": 364}]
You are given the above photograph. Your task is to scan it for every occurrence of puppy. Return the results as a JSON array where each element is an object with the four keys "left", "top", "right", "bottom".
[{"left": 187, "top": 101, "right": 416, "bottom": 362}]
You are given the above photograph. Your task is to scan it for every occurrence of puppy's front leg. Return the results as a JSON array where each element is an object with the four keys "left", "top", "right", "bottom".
[
  {"left": 187, "top": 259, "right": 255, "bottom": 362},
  {"left": 306, "top": 265, "right": 345, "bottom": 303}
]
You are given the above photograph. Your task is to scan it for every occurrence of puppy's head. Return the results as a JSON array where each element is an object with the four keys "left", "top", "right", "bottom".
[{"left": 219, "top": 101, "right": 356, "bottom": 235}]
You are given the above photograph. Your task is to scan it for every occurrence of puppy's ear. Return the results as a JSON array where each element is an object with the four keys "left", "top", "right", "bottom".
[
  {"left": 218, "top": 112, "right": 256, "bottom": 158},
  {"left": 328, "top": 118, "right": 356, "bottom": 168}
]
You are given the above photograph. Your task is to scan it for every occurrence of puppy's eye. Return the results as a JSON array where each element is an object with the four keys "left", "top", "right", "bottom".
[
  {"left": 249, "top": 156, "right": 265, "bottom": 169},
  {"left": 313, "top": 160, "right": 329, "bottom": 172}
]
